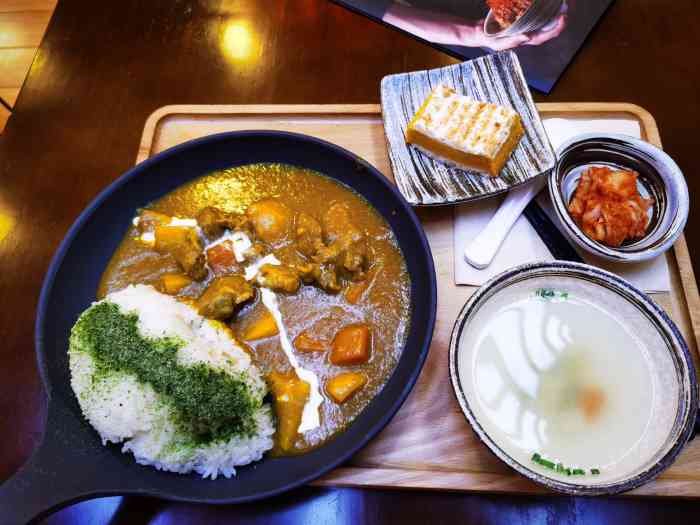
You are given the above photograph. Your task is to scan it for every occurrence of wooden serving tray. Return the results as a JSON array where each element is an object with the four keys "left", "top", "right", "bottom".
[{"left": 137, "top": 103, "right": 700, "bottom": 497}]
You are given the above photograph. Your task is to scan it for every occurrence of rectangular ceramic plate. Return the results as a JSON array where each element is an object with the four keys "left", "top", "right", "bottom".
[{"left": 380, "top": 51, "right": 556, "bottom": 206}]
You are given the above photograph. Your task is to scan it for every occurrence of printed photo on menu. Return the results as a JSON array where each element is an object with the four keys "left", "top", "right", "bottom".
[{"left": 332, "top": 0, "right": 614, "bottom": 93}]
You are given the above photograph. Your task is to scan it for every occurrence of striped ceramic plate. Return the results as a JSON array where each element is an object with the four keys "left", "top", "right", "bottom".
[{"left": 380, "top": 51, "right": 555, "bottom": 206}]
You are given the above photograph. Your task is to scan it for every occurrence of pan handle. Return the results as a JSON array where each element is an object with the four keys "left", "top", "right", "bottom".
[
  {"left": 0, "top": 403, "right": 105, "bottom": 525},
  {"left": 0, "top": 443, "right": 77, "bottom": 524}
]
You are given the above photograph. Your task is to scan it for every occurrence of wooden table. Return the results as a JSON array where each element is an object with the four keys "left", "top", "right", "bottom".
[{"left": 1, "top": 0, "right": 699, "bottom": 522}]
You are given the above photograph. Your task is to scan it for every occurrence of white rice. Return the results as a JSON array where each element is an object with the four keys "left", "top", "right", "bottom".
[{"left": 69, "top": 284, "right": 274, "bottom": 479}]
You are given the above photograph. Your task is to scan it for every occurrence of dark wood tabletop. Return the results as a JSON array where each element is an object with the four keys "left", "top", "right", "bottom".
[{"left": 1, "top": 0, "right": 699, "bottom": 523}]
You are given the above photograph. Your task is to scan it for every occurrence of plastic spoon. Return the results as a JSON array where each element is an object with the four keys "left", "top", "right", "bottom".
[{"left": 463, "top": 177, "right": 547, "bottom": 269}]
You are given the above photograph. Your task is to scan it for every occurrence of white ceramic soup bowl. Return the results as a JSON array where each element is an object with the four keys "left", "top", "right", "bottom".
[{"left": 449, "top": 261, "right": 698, "bottom": 495}]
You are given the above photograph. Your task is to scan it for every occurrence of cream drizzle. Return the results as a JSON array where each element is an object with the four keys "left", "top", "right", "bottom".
[
  {"left": 260, "top": 288, "right": 323, "bottom": 432},
  {"left": 239, "top": 239, "right": 322, "bottom": 432}
]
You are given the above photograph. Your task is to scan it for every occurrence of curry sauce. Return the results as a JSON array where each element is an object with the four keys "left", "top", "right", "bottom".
[{"left": 98, "top": 163, "right": 411, "bottom": 455}]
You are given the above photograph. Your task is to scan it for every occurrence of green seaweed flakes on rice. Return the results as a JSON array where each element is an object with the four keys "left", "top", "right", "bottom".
[{"left": 68, "top": 284, "right": 274, "bottom": 479}]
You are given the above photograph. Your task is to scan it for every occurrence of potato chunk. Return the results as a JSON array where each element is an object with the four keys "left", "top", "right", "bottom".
[
  {"left": 268, "top": 370, "right": 310, "bottom": 453},
  {"left": 196, "top": 275, "right": 254, "bottom": 320},
  {"left": 293, "top": 331, "right": 326, "bottom": 353},
  {"left": 154, "top": 225, "right": 207, "bottom": 280},
  {"left": 157, "top": 273, "right": 193, "bottom": 295},
  {"left": 241, "top": 309, "right": 279, "bottom": 341},
  {"left": 247, "top": 198, "right": 294, "bottom": 244},
  {"left": 330, "top": 324, "right": 371, "bottom": 365},
  {"left": 326, "top": 372, "right": 367, "bottom": 404}
]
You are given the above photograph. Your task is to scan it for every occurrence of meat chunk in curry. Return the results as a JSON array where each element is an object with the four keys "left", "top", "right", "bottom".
[
  {"left": 154, "top": 225, "right": 207, "bottom": 280},
  {"left": 294, "top": 212, "right": 324, "bottom": 257},
  {"left": 314, "top": 265, "right": 342, "bottom": 293},
  {"left": 315, "top": 202, "right": 368, "bottom": 280},
  {"left": 292, "top": 262, "right": 341, "bottom": 294},
  {"left": 196, "top": 274, "right": 255, "bottom": 320},
  {"left": 255, "top": 264, "right": 302, "bottom": 294}
]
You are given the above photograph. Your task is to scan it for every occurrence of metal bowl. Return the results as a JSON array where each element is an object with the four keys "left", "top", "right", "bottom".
[
  {"left": 548, "top": 133, "right": 689, "bottom": 263},
  {"left": 484, "top": 0, "right": 563, "bottom": 37},
  {"left": 449, "top": 261, "right": 698, "bottom": 496}
]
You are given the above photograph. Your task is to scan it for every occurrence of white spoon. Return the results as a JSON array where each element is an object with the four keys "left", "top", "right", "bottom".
[{"left": 463, "top": 177, "right": 547, "bottom": 269}]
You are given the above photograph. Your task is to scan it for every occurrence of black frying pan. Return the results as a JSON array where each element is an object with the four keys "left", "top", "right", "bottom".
[{"left": 0, "top": 131, "right": 437, "bottom": 524}]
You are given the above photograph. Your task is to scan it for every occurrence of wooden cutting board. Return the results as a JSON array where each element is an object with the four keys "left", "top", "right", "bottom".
[{"left": 136, "top": 103, "right": 700, "bottom": 497}]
